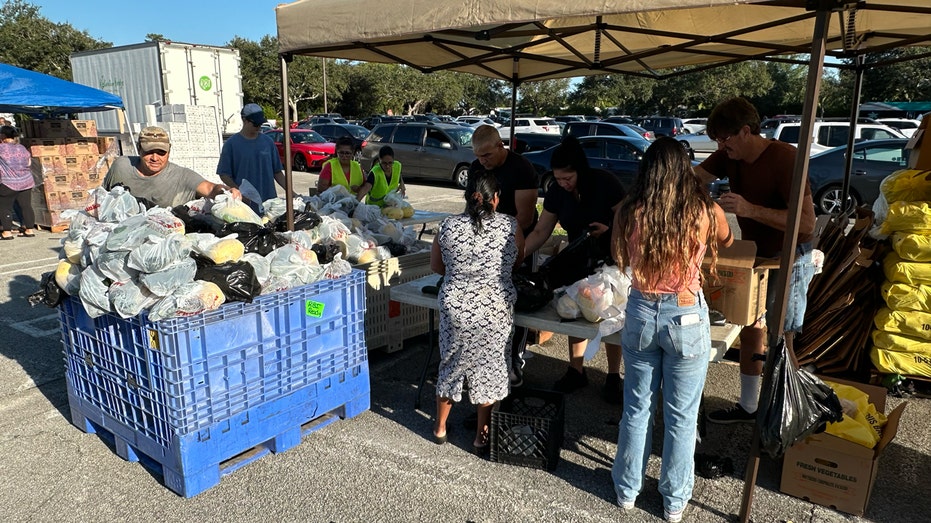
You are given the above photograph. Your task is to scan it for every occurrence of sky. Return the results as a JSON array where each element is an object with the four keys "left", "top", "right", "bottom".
[{"left": 38, "top": 0, "right": 285, "bottom": 47}]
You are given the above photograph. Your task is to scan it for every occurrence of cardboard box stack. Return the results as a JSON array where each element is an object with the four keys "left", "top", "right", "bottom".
[
  {"left": 155, "top": 104, "right": 223, "bottom": 184},
  {"left": 870, "top": 119, "right": 931, "bottom": 380},
  {"left": 26, "top": 119, "right": 119, "bottom": 230},
  {"left": 701, "top": 240, "right": 778, "bottom": 326}
]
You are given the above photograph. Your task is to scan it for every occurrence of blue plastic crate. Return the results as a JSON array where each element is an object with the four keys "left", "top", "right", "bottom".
[
  {"left": 68, "top": 363, "right": 370, "bottom": 497},
  {"left": 61, "top": 270, "right": 367, "bottom": 446}
]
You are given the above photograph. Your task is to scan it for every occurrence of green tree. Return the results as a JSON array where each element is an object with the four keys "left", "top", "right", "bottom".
[
  {"left": 569, "top": 74, "right": 654, "bottom": 115},
  {"left": 145, "top": 33, "right": 166, "bottom": 42},
  {"left": 0, "top": 0, "right": 110, "bottom": 79},
  {"left": 518, "top": 78, "right": 571, "bottom": 115}
]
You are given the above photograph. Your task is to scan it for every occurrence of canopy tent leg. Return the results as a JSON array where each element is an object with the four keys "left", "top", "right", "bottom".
[
  {"left": 737, "top": 5, "right": 831, "bottom": 523},
  {"left": 509, "top": 58, "right": 519, "bottom": 150},
  {"left": 839, "top": 54, "right": 866, "bottom": 216},
  {"left": 281, "top": 54, "right": 295, "bottom": 232}
]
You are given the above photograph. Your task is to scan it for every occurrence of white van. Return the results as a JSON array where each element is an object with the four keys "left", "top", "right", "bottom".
[
  {"left": 877, "top": 118, "right": 922, "bottom": 138},
  {"left": 772, "top": 121, "right": 905, "bottom": 155}
]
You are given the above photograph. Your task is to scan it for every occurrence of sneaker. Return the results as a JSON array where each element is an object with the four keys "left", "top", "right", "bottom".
[
  {"left": 706, "top": 403, "right": 756, "bottom": 425},
  {"left": 601, "top": 373, "right": 623, "bottom": 405},
  {"left": 553, "top": 367, "right": 588, "bottom": 393},
  {"left": 617, "top": 496, "right": 635, "bottom": 510},
  {"left": 664, "top": 507, "right": 685, "bottom": 522}
]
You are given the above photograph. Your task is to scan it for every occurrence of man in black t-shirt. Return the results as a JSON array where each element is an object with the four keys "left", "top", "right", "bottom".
[{"left": 469, "top": 125, "right": 539, "bottom": 236}]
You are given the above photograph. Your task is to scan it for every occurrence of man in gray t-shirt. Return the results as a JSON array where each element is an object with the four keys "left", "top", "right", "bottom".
[{"left": 103, "top": 126, "right": 238, "bottom": 208}]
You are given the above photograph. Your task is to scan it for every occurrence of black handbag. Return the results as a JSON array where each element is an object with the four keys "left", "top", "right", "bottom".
[
  {"left": 512, "top": 268, "right": 553, "bottom": 312},
  {"left": 538, "top": 228, "right": 612, "bottom": 289}
]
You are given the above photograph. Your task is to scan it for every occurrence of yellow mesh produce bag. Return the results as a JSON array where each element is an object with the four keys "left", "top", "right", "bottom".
[
  {"left": 883, "top": 252, "right": 931, "bottom": 285},
  {"left": 892, "top": 231, "right": 931, "bottom": 261},
  {"left": 880, "top": 169, "right": 931, "bottom": 203},
  {"left": 873, "top": 328, "right": 931, "bottom": 353},
  {"left": 871, "top": 347, "right": 931, "bottom": 378},
  {"left": 874, "top": 306, "right": 931, "bottom": 341},
  {"left": 882, "top": 281, "right": 931, "bottom": 313},
  {"left": 881, "top": 201, "right": 931, "bottom": 236},
  {"left": 823, "top": 380, "right": 887, "bottom": 448}
]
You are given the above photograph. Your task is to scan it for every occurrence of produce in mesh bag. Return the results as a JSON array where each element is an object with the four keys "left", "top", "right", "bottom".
[
  {"left": 883, "top": 252, "right": 931, "bottom": 285},
  {"left": 109, "top": 280, "right": 158, "bottom": 319},
  {"left": 79, "top": 266, "right": 112, "bottom": 318},
  {"left": 127, "top": 233, "right": 194, "bottom": 273},
  {"left": 139, "top": 257, "right": 198, "bottom": 297},
  {"left": 881, "top": 281, "right": 931, "bottom": 313},
  {"left": 147, "top": 281, "right": 226, "bottom": 322},
  {"left": 892, "top": 231, "right": 931, "bottom": 262},
  {"left": 880, "top": 201, "right": 931, "bottom": 235},
  {"left": 880, "top": 169, "right": 931, "bottom": 204},
  {"left": 400, "top": 201, "right": 414, "bottom": 218},
  {"left": 556, "top": 293, "right": 582, "bottom": 319},
  {"left": 187, "top": 233, "right": 245, "bottom": 264},
  {"left": 54, "top": 260, "right": 82, "bottom": 296},
  {"left": 874, "top": 307, "right": 931, "bottom": 341},
  {"left": 97, "top": 249, "right": 139, "bottom": 282},
  {"left": 211, "top": 193, "right": 263, "bottom": 225},
  {"left": 381, "top": 206, "right": 404, "bottom": 220}
]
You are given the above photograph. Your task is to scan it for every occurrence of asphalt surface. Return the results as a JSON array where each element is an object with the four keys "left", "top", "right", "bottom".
[{"left": 1, "top": 170, "right": 928, "bottom": 522}]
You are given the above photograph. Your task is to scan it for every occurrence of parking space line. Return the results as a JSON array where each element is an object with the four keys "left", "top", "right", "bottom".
[
  {"left": 0, "top": 262, "right": 59, "bottom": 276},
  {"left": 4, "top": 313, "right": 61, "bottom": 338}
]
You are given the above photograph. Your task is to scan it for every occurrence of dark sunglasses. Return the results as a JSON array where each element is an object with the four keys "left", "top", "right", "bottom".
[{"left": 143, "top": 149, "right": 168, "bottom": 157}]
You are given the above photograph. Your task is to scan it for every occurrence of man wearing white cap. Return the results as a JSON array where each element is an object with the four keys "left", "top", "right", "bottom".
[
  {"left": 104, "top": 126, "right": 238, "bottom": 208},
  {"left": 218, "top": 103, "right": 286, "bottom": 212}
]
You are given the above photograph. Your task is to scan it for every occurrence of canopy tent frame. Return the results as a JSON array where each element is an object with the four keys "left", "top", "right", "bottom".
[{"left": 274, "top": 1, "right": 931, "bottom": 518}]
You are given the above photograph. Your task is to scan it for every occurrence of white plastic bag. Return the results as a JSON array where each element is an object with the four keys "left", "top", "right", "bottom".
[
  {"left": 105, "top": 214, "right": 150, "bottom": 252},
  {"left": 109, "top": 280, "right": 158, "bottom": 319},
  {"left": 319, "top": 215, "right": 351, "bottom": 243},
  {"left": 352, "top": 204, "right": 383, "bottom": 225},
  {"left": 96, "top": 249, "right": 139, "bottom": 282},
  {"left": 242, "top": 252, "right": 271, "bottom": 287},
  {"left": 323, "top": 253, "right": 353, "bottom": 279},
  {"left": 147, "top": 281, "right": 226, "bottom": 322},
  {"left": 86, "top": 186, "right": 144, "bottom": 223},
  {"left": 78, "top": 266, "right": 111, "bottom": 318},
  {"left": 127, "top": 233, "right": 194, "bottom": 273},
  {"left": 139, "top": 257, "right": 198, "bottom": 297},
  {"left": 211, "top": 192, "right": 263, "bottom": 225}
]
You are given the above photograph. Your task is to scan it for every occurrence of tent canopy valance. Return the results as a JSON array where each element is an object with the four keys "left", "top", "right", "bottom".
[{"left": 276, "top": 0, "right": 931, "bottom": 83}]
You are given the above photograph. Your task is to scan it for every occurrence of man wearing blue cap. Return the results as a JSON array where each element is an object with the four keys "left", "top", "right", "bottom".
[{"left": 218, "top": 103, "right": 286, "bottom": 212}]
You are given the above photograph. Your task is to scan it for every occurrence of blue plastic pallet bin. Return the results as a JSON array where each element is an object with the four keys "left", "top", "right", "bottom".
[
  {"left": 68, "top": 363, "right": 370, "bottom": 497},
  {"left": 60, "top": 270, "right": 367, "bottom": 449}
]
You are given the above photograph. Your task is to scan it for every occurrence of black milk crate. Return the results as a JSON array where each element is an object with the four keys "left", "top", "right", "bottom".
[{"left": 490, "top": 388, "right": 565, "bottom": 471}]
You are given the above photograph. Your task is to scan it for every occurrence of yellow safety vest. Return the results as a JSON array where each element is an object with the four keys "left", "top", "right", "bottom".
[
  {"left": 326, "top": 158, "right": 364, "bottom": 192},
  {"left": 366, "top": 161, "right": 402, "bottom": 206}
]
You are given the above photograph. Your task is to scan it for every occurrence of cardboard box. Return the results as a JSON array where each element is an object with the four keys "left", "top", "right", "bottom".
[
  {"left": 62, "top": 155, "right": 98, "bottom": 175},
  {"left": 32, "top": 155, "right": 66, "bottom": 176},
  {"left": 32, "top": 119, "right": 97, "bottom": 138},
  {"left": 57, "top": 189, "right": 89, "bottom": 210},
  {"left": 95, "top": 136, "right": 119, "bottom": 156},
  {"left": 64, "top": 138, "right": 99, "bottom": 156},
  {"left": 701, "top": 240, "right": 775, "bottom": 326},
  {"left": 906, "top": 114, "right": 931, "bottom": 171},
  {"left": 780, "top": 377, "right": 907, "bottom": 516},
  {"left": 26, "top": 138, "right": 67, "bottom": 156}
]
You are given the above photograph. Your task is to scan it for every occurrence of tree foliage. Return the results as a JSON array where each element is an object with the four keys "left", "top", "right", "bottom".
[{"left": 0, "top": 0, "right": 110, "bottom": 79}]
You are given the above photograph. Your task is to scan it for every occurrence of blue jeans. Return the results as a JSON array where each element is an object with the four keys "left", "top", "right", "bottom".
[
  {"left": 765, "top": 243, "right": 815, "bottom": 333},
  {"left": 612, "top": 288, "right": 710, "bottom": 513}
]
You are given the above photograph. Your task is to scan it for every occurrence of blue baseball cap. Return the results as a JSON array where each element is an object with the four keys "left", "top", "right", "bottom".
[{"left": 241, "top": 103, "right": 267, "bottom": 125}]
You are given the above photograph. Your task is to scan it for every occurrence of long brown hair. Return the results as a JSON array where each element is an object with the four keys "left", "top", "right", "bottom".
[{"left": 612, "top": 137, "right": 718, "bottom": 289}]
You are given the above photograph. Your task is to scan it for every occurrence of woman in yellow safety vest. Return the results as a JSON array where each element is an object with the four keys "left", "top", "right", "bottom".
[
  {"left": 357, "top": 145, "right": 406, "bottom": 206},
  {"left": 316, "top": 136, "right": 364, "bottom": 195}
]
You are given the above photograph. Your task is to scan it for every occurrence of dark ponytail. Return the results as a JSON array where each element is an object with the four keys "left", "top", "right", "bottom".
[{"left": 465, "top": 170, "right": 499, "bottom": 234}]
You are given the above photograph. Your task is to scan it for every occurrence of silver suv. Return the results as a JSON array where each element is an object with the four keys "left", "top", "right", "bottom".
[
  {"left": 362, "top": 122, "right": 475, "bottom": 187},
  {"left": 773, "top": 122, "right": 904, "bottom": 155}
]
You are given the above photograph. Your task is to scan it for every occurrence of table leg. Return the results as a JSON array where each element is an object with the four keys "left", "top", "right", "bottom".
[
  {"left": 417, "top": 223, "right": 428, "bottom": 240},
  {"left": 414, "top": 309, "right": 437, "bottom": 410}
]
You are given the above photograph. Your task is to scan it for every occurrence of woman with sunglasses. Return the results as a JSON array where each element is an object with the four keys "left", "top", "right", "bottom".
[
  {"left": 357, "top": 145, "right": 406, "bottom": 206},
  {"left": 316, "top": 136, "right": 364, "bottom": 197}
]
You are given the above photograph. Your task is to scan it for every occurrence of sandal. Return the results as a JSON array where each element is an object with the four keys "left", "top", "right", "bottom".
[
  {"left": 19, "top": 231, "right": 36, "bottom": 238},
  {"left": 1, "top": 233, "right": 13, "bottom": 241}
]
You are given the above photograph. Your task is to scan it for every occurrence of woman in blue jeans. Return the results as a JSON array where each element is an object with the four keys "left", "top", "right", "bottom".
[{"left": 609, "top": 137, "right": 733, "bottom": 522}]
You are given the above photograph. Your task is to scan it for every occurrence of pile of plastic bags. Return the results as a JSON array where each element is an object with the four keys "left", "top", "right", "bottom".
[{"left": 55, "top": 185, "right": 425, "bottom": 321}]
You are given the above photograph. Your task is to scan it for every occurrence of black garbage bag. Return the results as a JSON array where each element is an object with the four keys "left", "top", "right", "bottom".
[
  {"left": 383, "top": 241, "right": 408, "bottom": 257},
  {"left": 538, "top": 228, "right": 613, "bottom": 289},
  {"left": 310, "top": 243, "right": 341, "bottom": 264},
  {"left": 513, "top": 267, "right": 553, "bottom": 312},
  {"left": 757, "top": 338, "right": 844, "bottom": 458},
  {"left": 169, "top": 205, "right": 229, "bottom": 235},
  {"left": 273, "top": 210, "right": 322, "bottom": 232},
  {"left": 27, "top": 271, "right": 63, "bottom": 308},
  {"left": 192, "top": 254, "right": 261, "bottom": 303},
  {"left": 221, "top": 222, "right": 289, "bottom": 256}
]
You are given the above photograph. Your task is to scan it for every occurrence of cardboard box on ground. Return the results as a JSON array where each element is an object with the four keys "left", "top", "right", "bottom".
[
  {"left": 905, "top": 113, "right": 931, "bottom": 170},
  {"left": 701, "top": 240, "right": 778, "bottom": 326},
  {"left": 780, "top": 377, "right": 908, "bottom": 516}
]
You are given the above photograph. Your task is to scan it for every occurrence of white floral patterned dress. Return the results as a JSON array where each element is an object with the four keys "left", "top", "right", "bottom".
[{"left": 436, "top": 212, "right": 518, "bottom": 404}]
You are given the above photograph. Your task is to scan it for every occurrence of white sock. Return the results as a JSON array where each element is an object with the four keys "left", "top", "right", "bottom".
[{"left": 738, "top": 374, "right": 761, "bottom": 414}]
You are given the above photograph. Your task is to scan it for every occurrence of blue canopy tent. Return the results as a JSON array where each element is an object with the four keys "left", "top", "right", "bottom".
[{"left": 0, "top": 62, "right": 123, "bottom": 115}]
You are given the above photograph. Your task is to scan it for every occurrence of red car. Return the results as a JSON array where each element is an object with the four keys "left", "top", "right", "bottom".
[{"left": 265, "top": 129, "right": 336, "bottom": 172}]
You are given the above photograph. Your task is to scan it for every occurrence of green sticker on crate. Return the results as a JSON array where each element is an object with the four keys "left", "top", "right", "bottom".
[{"left": 306, "top": 300, "right": 325, "bottom": 317}]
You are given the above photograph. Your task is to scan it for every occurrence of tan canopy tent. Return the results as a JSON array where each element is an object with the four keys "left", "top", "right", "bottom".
[{"left": 275, "top": 1, "right": 930, "bottom": 520}]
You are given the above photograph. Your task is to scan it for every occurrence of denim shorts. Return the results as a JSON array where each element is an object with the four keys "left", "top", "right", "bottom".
[{"left": 764, "top": 242, "right": 815, "bottom": 333}]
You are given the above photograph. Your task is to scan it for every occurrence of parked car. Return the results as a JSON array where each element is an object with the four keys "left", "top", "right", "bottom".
[
  {"left": 678, "top": 130, "right": 720, "bottom": 159},
  {"left": 510, "top": 132, "right": 563, "bottom": 154},
  {"left": 454, "top": 116, "right": 499, "bottom": 127},
  {"left": 808, "top": 138, "right": 908, "bottom": 214},
  {"left": 362, "top": 122, "right": 475, "bottom": 187},
  {"left": 498, "top": 117, "right": 561, "bottom": 140},
  {"left": 681, "top": 118, "right": 707, "bottom": 134},
  {"left": 773, "top": 121, "right": 904, "bottom": 155},
  {"left": 299, "top": 113, "right": 350, "bottom": 126},
  {"left": 522, "top": 135, "right": 652, "bottom": 192},
  {"left": 265, "top": 129, "right": 336, "bottom": 172},
  {"left": 563, "top": 121, "right": 654, "bottom": 141},
  {"left": 554, "top": 115, "right": 585, "bottom": 124},
  {"left": 877, "top": 118, "right": 922, "bottom": 138},
  {"left": 304, "top": 123, "right": 372, "bottom": 159},
  {"left": 760, "top": 116, "right": 801, "bottom": 138},
  {"left": 635, "top": 116, "right": 686, "bottom": 137},
  {"left": 601, "top": 116, "right": 634, "bottom": 124}
]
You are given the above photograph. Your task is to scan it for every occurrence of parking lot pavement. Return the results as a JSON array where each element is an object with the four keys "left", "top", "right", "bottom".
[{"left": 0, "top": 181, "right": 928, "bottom": 522}]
